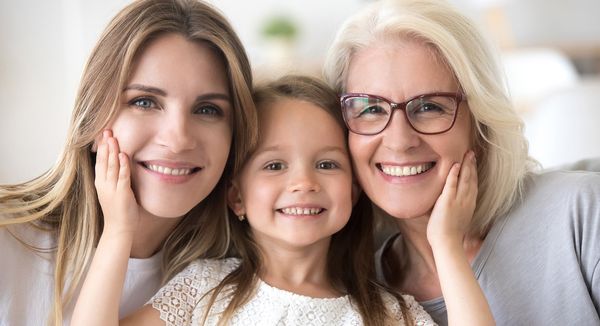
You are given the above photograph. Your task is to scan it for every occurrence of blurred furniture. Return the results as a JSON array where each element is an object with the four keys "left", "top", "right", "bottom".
[
  {"left": 522, "top": 79, "right": 600, "bottom": 168},
  {"left": 502, "top": 47, "right": 579, "bottom": 112}
]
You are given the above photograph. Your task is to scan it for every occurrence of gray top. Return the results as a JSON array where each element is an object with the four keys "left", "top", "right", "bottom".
[{"left": 376, "top": 170, "right": 600, "bottom": 325}]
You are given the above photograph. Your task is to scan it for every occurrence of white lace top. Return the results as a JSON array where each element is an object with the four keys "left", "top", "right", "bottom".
[{"left": 150, "top": 258, "right": 435, "bottom": 325}]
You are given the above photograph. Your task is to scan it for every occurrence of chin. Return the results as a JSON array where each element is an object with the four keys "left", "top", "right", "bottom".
[
  {"left": 139, "top": 198, "right": 197, "bottom": 219},
  {"left": 375, "top": 199, "right": 434, "bottom": 220}
]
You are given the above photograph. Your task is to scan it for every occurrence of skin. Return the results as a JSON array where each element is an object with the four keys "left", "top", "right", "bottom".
[
  {"left": 229, "top": 98, "right": 354, "bottom": 297},
  {"left": 72, "top": 77, "right": 491, "bottom": 325},
  {"left": 346, "top": 39, "right": 493, "bottom": 325},
  {"left": 102, "top": 32, "right": 232, "bottom": 258},
  {"left": 71, "top": 32, "right": 232, "bottom": 325}
]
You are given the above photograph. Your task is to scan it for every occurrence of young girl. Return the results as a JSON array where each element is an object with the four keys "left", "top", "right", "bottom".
[
  {"left": 72, "top": 75, "right": 493, "bottom": 325},
  {"left": 0, "top": 0, "right": 256, "bottom": 325}
]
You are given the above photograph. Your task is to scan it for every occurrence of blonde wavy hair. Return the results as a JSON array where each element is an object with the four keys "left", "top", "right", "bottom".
[
  {"left": 0, "top": 0, "right": 257, "bottom": 324},
  {"left": 323, "top": 0, "right": 536, "bottom": 238}
]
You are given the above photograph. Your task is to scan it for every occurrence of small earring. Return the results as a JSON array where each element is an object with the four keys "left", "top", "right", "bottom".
[{"left": 238, "top": 214, "right": 246, "bottom": 221}]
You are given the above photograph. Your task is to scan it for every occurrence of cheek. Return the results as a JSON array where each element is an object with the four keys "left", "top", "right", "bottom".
[
  {"left": 106, "top": 114, "right": 147, "bottom": 156},
  {"left": 203, "top": 122, "right": 233, "bottom": 160},
  {"left": 348, "top": 133, "right": 374, "bottom": 166},
  {"left": 434, "top": 115, "right": 473, "bottom": 167},
  {"left": 348, "top": 133, "right": 378, "bottom": 183}
]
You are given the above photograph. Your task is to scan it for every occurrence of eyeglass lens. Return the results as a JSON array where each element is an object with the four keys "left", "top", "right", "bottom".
[{"left": 342, "top": 94, "right": 459, "bottom": 134}]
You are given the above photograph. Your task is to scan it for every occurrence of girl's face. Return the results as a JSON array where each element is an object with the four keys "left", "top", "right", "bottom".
[
  {"left": 107, "top": 33, "right": 232, "bottom": 218},
  {"left": 230, "top": 99, "right": 353, "bottom": 249},
  {"left": 345, "top": 40, "right": 472, "bottom": 220}
]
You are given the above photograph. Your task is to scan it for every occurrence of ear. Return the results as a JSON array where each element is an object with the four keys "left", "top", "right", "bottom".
[
  {"left": 351, "top": 178, "right": 362, "bottom": 206},
  {"left": 227, "top": 179, "right": 245, "bottom": 216}
]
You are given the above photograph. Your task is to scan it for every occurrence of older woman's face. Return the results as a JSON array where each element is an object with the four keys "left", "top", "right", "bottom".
[{"left": 346, "top": 40, "right": 472, "bottom": 220}]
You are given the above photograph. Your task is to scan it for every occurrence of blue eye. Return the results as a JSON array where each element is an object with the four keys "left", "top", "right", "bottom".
[
  {"left": 317, "top": 160, "right": 339, "bottom": 170},
  {"left": 129, "top": 97, "right": 157, "bottom": 110},
  {"left": 264, "top": 161, "right": 285, "bottom": 170},
  {"left": 195, "top": 104, "right": 223, "bottom": 116}
]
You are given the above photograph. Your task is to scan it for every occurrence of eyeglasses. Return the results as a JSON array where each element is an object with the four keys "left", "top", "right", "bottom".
[{"left": 340, "top": 92, "right": 464, "bottom": 135}]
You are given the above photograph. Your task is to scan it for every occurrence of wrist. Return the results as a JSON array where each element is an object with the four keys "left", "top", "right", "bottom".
[
  {"left": 429, "top": 234, "right": 463, "bottom": 253},
  {"left": 101, "top": 225, "right": 136, "bottom": 242}
]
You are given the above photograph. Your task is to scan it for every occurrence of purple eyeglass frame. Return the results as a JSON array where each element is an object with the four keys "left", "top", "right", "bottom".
[{"left": 339, "top": 92, "right": 465, "bottom": 135}]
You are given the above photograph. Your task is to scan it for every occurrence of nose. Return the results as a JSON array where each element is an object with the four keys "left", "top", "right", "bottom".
[
  {"left": 382, "top": 109, "right": 421, "bottom": 151},
  {"left": 156, "top": 108, "right": 197, "bottom": 153},
  {"left": 287, "top": 165, "right": 321, "bottom": 193}
]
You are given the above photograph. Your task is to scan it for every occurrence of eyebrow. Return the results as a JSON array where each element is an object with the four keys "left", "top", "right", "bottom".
[{"left": 124, "top": 84, "right": 231, "bottom": 102}]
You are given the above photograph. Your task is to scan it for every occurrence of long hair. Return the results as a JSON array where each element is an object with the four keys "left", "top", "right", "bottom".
[
  {"left": 323, "top": 0, "right": 536, "bottom": 238},
  {"left": 0, "top": 0, "right": 257, "bottom": 324},
  {"left": 201, "top": 75, "right": 412, "bottom": 326}
]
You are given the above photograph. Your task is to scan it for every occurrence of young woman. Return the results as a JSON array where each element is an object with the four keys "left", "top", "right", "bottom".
[
  {"left": 72, "top": 75, "right": 493, "bottom": 325},
  {"left": 0, "top": 0, "right": 256, "bottom": 325},
  {"left": 324, "top": 0, "right": 600, "bottom": 324}
]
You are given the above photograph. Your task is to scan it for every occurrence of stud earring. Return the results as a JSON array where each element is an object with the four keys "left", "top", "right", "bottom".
[{"left": 238, "top": 214, "right": 246, "bottom": 221}]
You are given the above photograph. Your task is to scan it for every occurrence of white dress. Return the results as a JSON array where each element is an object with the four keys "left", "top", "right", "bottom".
[{"left": 151, "top": 258, "right": 435, "bottom": 325}]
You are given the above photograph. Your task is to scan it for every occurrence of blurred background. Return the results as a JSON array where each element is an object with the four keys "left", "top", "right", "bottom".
[{"left": 1, "top": 0, "right": 599, "bottom": 184}]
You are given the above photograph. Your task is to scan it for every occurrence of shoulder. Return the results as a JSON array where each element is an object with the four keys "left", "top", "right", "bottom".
[
  {"left": 176, "top": 257, "right": 240, "bottom": 282},
  {"left": 520, "top": 170, "right": 600, "bottom": 212},
  {"left": 380, "top": 292, "right": 436, "bottom": 325},
  {"left": 157, "top": 257, "right": 241, "bottom": 295},
  {"left": 149, "top": 258, "right": 240, "bottom": 326},
  {"left": 528, "top": 169, "right": 600, "bottom": 193}
]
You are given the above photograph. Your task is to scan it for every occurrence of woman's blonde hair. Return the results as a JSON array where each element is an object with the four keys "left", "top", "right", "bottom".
[
  {"left": 323, "top": 0, "right": 535, "bottom": 237},
  {"left": 200, "top": 75, "right": 413, "bottom": 326},
  {"left": 0, "top": 0, "right": 257, "bottom": 324}
]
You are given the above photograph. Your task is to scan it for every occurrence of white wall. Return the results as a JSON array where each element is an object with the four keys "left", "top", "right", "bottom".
[
  {"left": 0, "top": 0, "right": 368, "bottom": 184},
  {"left": 1, "top": 0, "right": 599, "bottom": 183}
]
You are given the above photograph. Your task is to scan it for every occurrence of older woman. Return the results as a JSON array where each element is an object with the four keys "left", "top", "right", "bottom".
[{"left": 324, "top": 0, "right": 600, "bottom": 325}]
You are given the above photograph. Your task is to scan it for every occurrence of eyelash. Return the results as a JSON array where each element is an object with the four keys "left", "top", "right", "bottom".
[
  {"left": 264, "top": 161, "right": 285, "bottom": 170},
  {"left": 262, "top": 160, "right": 340, "bottom": 171},
  {"left": 316, "top": 160, "right": 339, "bottom": 170},
  {"left": 195, "top": 103, "right": 224, "bottom": 116},
  {"left": 129, "top": 97, "right": 158, "bottom": 110},
  {"left": 128, "top": 98, "right": 225, "bottom": 118}
]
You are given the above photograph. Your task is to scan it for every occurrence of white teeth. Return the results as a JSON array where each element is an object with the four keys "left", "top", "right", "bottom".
[
  {"left": 280, "top": 207, "right": 322, "bottom": 215},
  {"left": 147, "top": 164, "right": 193, "bottom": 176},
  {"left": 381, "top": 163, "right": 433, "bottom": 177}
]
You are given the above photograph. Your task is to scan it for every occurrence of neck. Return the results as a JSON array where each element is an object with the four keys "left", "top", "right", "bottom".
[
  {"left": 129, "top": 209, "right": 182, "bottom": 259},
  {"left": 395, "top": 215, "right": 438, "bottom": 273},
  {"left": 256, "top": 235, "right": 339, "bottom": 298},
  {"left": 390, "top": 214, "right": 484, "bottom": 300}
]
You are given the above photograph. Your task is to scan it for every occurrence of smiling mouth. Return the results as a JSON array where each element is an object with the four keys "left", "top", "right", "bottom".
[
  {"left": 377, "top": 162, "right": 435, "bottom": 177},
  {"left": 141, "top": 163, "right": 201, "bottom": 176},
  {"left": 277, "top": 207, "right": 325, "bottom": 216}
]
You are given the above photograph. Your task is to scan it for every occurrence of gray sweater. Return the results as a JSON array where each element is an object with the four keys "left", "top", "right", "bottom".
[{"left": 376, "top": 170, "right": 600, "bottom": 325}]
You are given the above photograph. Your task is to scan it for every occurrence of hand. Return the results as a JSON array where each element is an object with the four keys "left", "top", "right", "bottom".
[
  {"left": 94, "top": 130, "right": 140, "bottom": 237},
  {"left": 427, "top": 151, "right": 478, "bottom": 248}
]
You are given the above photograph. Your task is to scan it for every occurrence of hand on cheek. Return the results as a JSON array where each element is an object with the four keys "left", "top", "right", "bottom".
[
  {"left": 426, "top": 150, "right": 478, "bottom": 248},
  {"left": 94, "top": 130, "right": 140, "bottom": 237}
]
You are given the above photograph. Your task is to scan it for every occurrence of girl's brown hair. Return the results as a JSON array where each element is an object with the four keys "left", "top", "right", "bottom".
[
  {"left": 201, "top": 75, "right": 413, "bottom": 326},
  {"left": 0, "top": 0, "right": 257, "bottom": 324}
]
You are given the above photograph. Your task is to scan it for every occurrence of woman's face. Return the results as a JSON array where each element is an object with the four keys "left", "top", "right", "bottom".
[
  {"left": 107, "top": 33, "right": 232, "bottom": 218},
  {"left": 346, "top": 40, "right": 472, "bottom": 220}
]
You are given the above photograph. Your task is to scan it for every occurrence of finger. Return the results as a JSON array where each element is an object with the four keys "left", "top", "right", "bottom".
[
  {"left": 106, "top": 137, "right": 119, "bottom": 185},
  {"left": 457, "top": 151, "right": 478, "bottom": 201},
  {"left": 117, "top": 152, "right": 132, "bottom": 190},
  {"left": 441, "top": 163, "right": 461, "bottom": 198},
  {"left": 95, "top": 142, "right": 109, "bottom": 183},
  {"left": 457, "top": 151, "right": 472, "bottom": 191}
]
